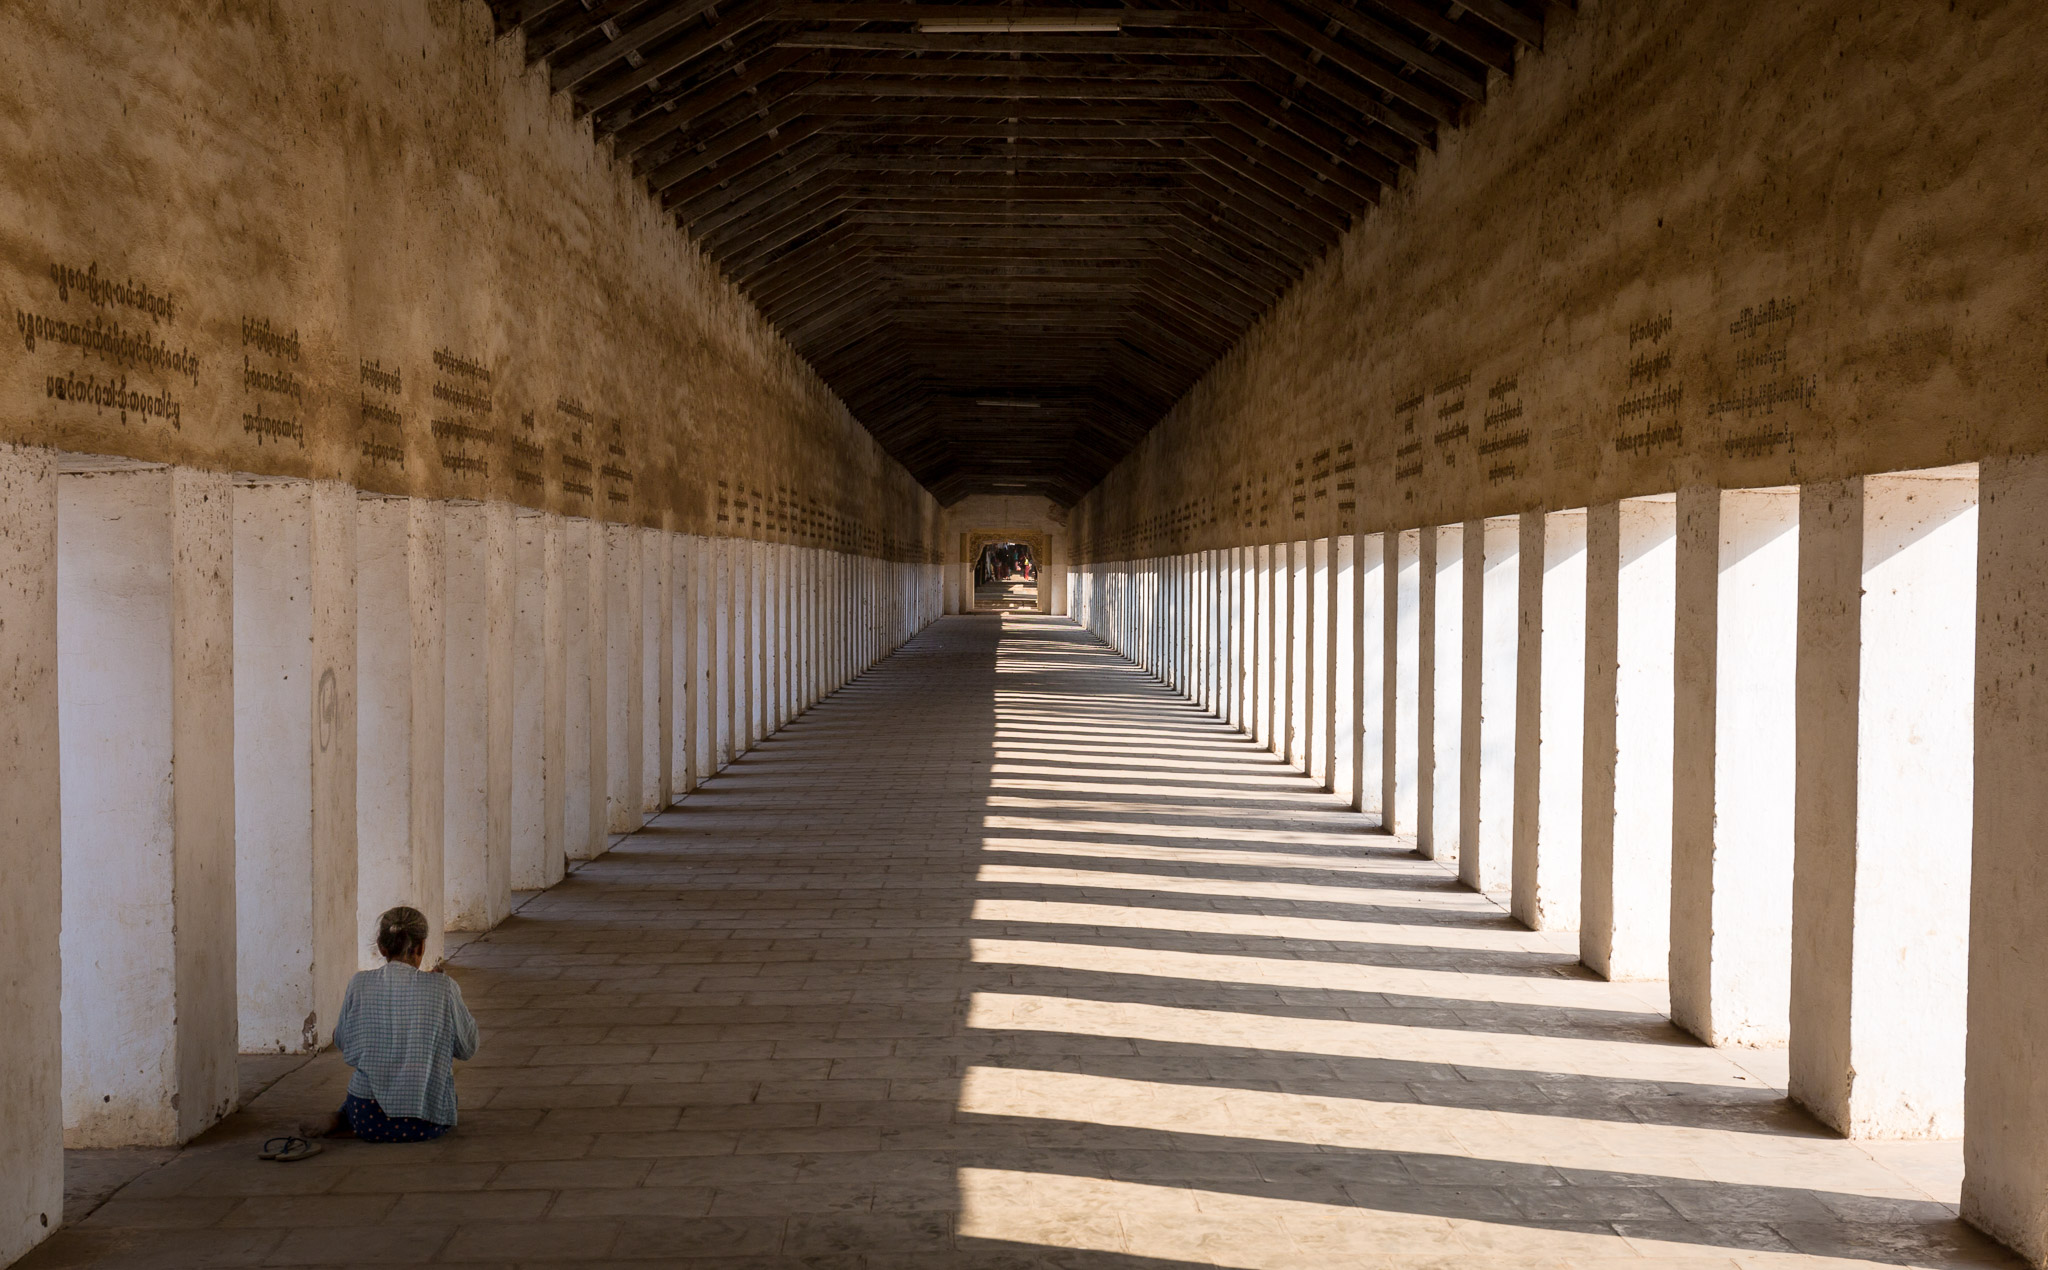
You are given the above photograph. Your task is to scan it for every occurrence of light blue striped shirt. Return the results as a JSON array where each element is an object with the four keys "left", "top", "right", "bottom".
[{"left": 333, "top": 962, "right": 479, "bottom": 1125}]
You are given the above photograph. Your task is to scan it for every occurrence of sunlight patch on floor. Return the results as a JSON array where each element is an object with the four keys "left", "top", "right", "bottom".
[
  {"left": 978, "top": 861, "right": 1491, "bottom": 907},
  {"left": 982, "top": 813, "right": 1373, "bottom": 847},
  {"left": 955, "top": 1168, "right": 1920, "bottom": 1268},
  {"left": 977, "top": 837, "right": 1397, "bottom": 872},
  {"left": 965, "top": 987, "right": 1742, "bottom": 1081},
  {"left": 955, "top": 1067, "right": 1926, "bottom": 1194}
]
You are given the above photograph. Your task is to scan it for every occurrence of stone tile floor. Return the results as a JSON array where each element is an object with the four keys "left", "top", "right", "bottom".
[{"left": 17, "top": 615, "right": 2021, "bottom": 1269}]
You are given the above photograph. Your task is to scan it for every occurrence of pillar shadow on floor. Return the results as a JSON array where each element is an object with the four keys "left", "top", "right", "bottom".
[{"left": 12, "top": 615, "right": 2018, "bottom": 1269}]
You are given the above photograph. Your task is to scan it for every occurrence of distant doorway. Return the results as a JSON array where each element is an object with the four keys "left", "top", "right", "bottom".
[{"left": 974, "top": 541, "right": 1037, "bottom": 613}]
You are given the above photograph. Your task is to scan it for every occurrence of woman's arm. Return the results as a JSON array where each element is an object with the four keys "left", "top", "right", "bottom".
[
  {"left": 446, "top": 979, "right": 481, "bottom": 1061},
  {"left": 332, "top": 977, "right": 361, "bottom": 1066}
]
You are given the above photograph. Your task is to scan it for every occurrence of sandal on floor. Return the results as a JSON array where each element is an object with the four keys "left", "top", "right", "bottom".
[{"left": 260, "top": 1136, "right": 323, "bottom": 1162}]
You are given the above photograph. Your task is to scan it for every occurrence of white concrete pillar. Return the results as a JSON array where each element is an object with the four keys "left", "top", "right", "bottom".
[
  {"left": 605, "top": 524, "right": 643, "bottom": 833},
  {"left": 1256, "top": 546, "right": 1275, "bottom": 748},
  {"left": 1384, "top": 529, "right": 1420, "bottom": 837},
  {"left": 1133, "top": 559, "right": 1144, "bottom": 667},
  {"left": 788, "top": 545, "right": 802, "bottom": 718},
  {"left": 1303, "top": 539, "right": 1324, "bottom": 779},
  {"left": 716, "top": 538, "right": 735, "bottom": 767},
  {"left": 795, "top": 545, "right": 809, "bottom": 708},
  {"left": 1219, "top": 548, "right": 1231, "bottom": 718},
  {"left": 1418, "top": 524, "right": 1462, "bottom": 862},
  {"left": 511, "top": 511, "right": 566, "bottom": 891},
  {"left": 641, "top": 526, "right": 670, "bottom": 813},
  {"left": 728, "top": 538, "right": 745, "bottom": 756},
  {"left": 1790, "top": 469, "right": 1977, "bottom": 1137},
  {"left": 59, "top": 464, "right": 236, "bottom": 1146},
  {"left": 1321, "top": 537, "right": 1340, "bottom": 792},
  {"left": 1581, "top": 498, "right": 1676, "bottom": 982},
  {"left": 1330, "top": 541, "right": 1350, "bottom": 794},
  {"left": 1671, "top": 485, "right": 1798, "bottom": 1046},
  {"left": 831, "top": 549, "right": 843, "bottom": 686},
  {"left": 561, "top": 518, "right": 603, "bottom": 860},
  {"left": 1283, "top": 542, "right": 1304, "bottom": 765},
  {"left": 232, "top": 477, "right": 357, "bottom": 1053},
  {"left": 672, "top": 535, "right": 698, "bottom": 796},
  {"left": 763, "top": 542, "right": 781, "bottom": 731},
  {"left": 1187, "top": 553, "right": 1199, "bottom": 695},
  {"left": 1459, "top": 515, "right": 1519, "bottom": 895},
  {"left": 357, "top": 497, "right": 446, "bottom": 957},
  {"left": 1511, "top": 509, "right": 1587, "bottom": 932},
  {"left": 780, "top": 544, "right": 795, "bottom": 721},
  {"left": 1213, "top": 549, "right": 1228, "bottom": 717},
  {"left": 442, "top": 501, "right": 514, "bottom": 932},
  {"left": 747, "top": 540, "right": 764, "bottom": 744},
  {"left": 581, "top": 520, "right": 610, "bottom": 856},
  {"left": 1964, "top": 451, "right": 2048, "bottom": 1264},
  {"left": 1351, "top": 533, "right": 1386, "bottom": 820},
  {"left": 0, "top": 445, "right": 61, "bottom": 1263},
  {"left": 1220, "top": 548, "right": 1236, "bottom": 729},
  {"left": 808, "top": 547, "right": 822, "bottom": 705}
]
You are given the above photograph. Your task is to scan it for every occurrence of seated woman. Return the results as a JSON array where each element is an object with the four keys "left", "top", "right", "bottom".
[{"left": 322, "top": 906, "right": 480, "bottom": 1144}]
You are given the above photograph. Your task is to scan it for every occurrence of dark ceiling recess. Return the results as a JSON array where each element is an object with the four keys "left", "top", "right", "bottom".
[{"left": 491, "top": 0, "right": 1552, "bottom": 505}]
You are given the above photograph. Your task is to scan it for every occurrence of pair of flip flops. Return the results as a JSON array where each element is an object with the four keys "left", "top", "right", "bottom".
[{"left": 259, "top": 1136, "right": 324, "bottom": 1163}]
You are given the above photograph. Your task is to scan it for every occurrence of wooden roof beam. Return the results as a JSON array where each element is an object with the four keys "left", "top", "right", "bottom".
[
  {"left": 1232, "top": 0, "right": 1454, "bottom": 126},
  {"left": 775, "top": 29, "right": 1259, "bottom": 54},
  {"left": 608, "top": 45, "right": 807, "bottom": 150},
  {"left": 550, "top": 0, "right": 721, "bottom": 93},
  {"left": 782, "top": 5, "right": 1262, "bottom": 26},
  {"left": 1458, "top": 0, "right": 1544, "bottom": 47},
  {"left": 1362, "top": 0, "right": 1516, "bottom": 71},
  {"left": 1288, "top": 0, "right": 1488, "bottom": 101},
  {"left": 576, "top": 0, "right": 782, "bottom": 114}
]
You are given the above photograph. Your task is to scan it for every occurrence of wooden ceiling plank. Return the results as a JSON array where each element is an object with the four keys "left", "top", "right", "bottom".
[
  {"left": 551, "top": 0, "right": 720, "bottom": 92},
  {"left": 792, "top": 78, "right": 1238, "bottom": 100},
  {"left": 1218, "top": 80, "right": 1404, "bottom": 185},
  {"left": 798, "top": 98, "right": 1205, "bottom": 120},
  {"left": 791, "top": 55, "right": 1246, "bottom": 80},
  {"left": 1458, "top": 0, "right": 1544, "bottom": 47},
  {"left": 1180, "top": 162, "right": 1339, "bottom": 256},
  {"left": 1361, "top": 0, "right": 1516, "bottom": 71},
  {"left": 1187, "top": 136, "right": 1355, "bottom": 232},
  {"left": 654, "top": 110, "right": 828, "bottom": 202},
  {"left": 1208, "top": 108, "right": 1380, "bottom": 208},
  {"left": 1287, "top": 0, "right": 1487, "bottom": 101},
  {"left": 1231, "top": 0, "right": 1454, "bottom": 125},
  {"left": 783, "top": 4, "right": 1262, "bottom": 26},
  {"left": 701, "top": 190, "right": 854, "bottom": 262},
  {"left": 1229, "top": 39, "right": 1420, "bottom": 165},
  {"left": 776, "top": 30, "right": 1259, "bottom": 54},
  {"left": 578, "top": 0, "right": 782, "bottom": 115},
  {"left": 680, "top": 147, "right": 839, "bottom": 234},
  {"left": 611, "top": 45, "right": 808, "bottom": 150}
]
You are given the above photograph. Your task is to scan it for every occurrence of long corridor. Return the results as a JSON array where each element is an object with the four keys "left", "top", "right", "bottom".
[{"left": 26, "top": 616, "right": 2015, "bottom": 1270}]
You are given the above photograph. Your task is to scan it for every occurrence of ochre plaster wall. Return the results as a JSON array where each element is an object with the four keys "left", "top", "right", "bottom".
[
  {"left": 1071, "top": 1, "right": 2047, "bottom": 560},
  {"left": 0, "top": 0, "right": 938, "bottom": 559}
]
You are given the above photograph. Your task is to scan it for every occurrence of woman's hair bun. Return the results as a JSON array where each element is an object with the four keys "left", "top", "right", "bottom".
[{"left": 374, "top": 905, "right": 431, "bottom": 960}]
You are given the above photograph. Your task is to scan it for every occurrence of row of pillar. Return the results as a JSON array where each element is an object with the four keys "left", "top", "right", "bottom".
[
  {"left": 0, "top": 446, "right": 940, "bottom": 1263},
  {"left": 1071, "top": 458, "right": 2048, "bottom": 1266}
]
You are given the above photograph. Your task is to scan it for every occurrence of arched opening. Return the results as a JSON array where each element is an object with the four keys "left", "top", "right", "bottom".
[{"left": 974, "top": 540, "right": 1038, "bottom": 612}]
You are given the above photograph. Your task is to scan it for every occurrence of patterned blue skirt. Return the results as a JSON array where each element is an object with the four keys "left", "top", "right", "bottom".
[{"left": 339, "top": 1092, "right": 452, "bottom": 1143}]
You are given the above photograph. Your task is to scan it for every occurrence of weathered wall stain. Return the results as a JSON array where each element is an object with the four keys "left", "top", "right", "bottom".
[
  {"left": 1071, "top": 2, "right": 2048, "bottom": 560},
  {"left": 0, "top": 0, "right": 940, "bottom": 561}
]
